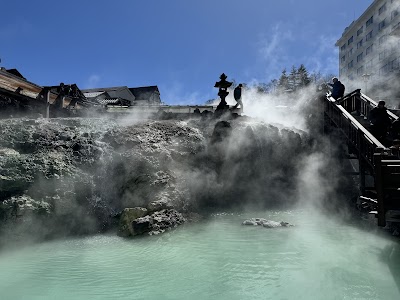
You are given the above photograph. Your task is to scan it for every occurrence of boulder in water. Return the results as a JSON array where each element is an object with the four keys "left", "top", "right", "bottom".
[
  {"left": 242, "top": 218, "right": 294, "bottom": 228},
  {"left": 118, "top": 207, "right": 148, "bottom": 237},
  {"left": 132, "top": 209, "right": 186, "bottom": 236}
]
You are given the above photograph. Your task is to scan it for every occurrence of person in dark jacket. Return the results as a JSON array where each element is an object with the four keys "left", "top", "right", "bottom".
[
  {"left": 327, "top": 77, "right": 345, "bottom": 100},
  {"left": 233, "top": 83, "right": 243, "bottom": 111},
  {"left": 369, "top": 100, "right": 392, "bottom": 141}
]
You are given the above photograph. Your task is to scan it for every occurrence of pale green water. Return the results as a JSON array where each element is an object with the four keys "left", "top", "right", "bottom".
[{"left": 0, "top": 210, "right": 400, "bottom": 300}]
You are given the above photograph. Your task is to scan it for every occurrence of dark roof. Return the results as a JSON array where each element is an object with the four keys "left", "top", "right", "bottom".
[
  {"left": 6, "top": 69, "right": 26, "bottom": 80},
  {"left": 129, "top": 86, "right": 160, "bottom": 100},
  {"left": 81, "top": 86, "right": 135, "bottom": 102},
  {"left": 81, "top": 86, "right": 127, "bottom": 93}
]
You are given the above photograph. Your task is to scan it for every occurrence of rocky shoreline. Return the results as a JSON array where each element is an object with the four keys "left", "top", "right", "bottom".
[{"left": 0, "top": 115, "right": 311, "bottom": 244}]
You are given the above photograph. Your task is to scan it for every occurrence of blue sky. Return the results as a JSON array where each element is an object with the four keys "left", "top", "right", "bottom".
[{"left": 1, "top": 0, "right": 372, "bottom": 104}]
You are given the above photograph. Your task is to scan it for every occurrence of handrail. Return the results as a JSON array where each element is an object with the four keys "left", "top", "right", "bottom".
[
  {"left": 360, "top": 92, "right": 399, "bottom": 121},
  {"left": 335, "top": 89, "right": 398, "bottom": 122},
  {"left": 324, "top": 92, "right": 387, "bottom": 169},
  {"left": 324, "top": 89, "right": 400, "bottom": 227},
  {"left": 334, "top": 101, "right": 385, "bottom": 148}
]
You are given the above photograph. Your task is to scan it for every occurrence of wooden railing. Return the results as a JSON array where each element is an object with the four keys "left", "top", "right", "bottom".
[
  {"left": 324, "top": 90, "right": 400, "bottom": 226},
  {"left": 324, "top": 92, "right": 386, "bottom": 169},
  {"left": 336, "top": 89, "right": 398, "bottom": 122}
]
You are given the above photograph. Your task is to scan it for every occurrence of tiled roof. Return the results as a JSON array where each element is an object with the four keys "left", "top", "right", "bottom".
[{"left": 129, "top": 86, "right": 160, "bottom": 100}]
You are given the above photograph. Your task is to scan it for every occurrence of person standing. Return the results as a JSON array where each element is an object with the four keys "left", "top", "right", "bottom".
[
  {"left": 369, "top": 100, "right": 392, "bottom": 142},
  {"left": 327, "top": 77, "right": 345, "bottom": 100},
  {"left": 233, "top": 83, "right": 243, "bottom": 111}
]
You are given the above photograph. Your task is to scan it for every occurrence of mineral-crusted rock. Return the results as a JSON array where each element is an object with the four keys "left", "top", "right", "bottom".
[
  {"left": 0, "top": 195, "right": 51, "bottom": 221},
  {"left": 132, "top": 215, "right": 152, "bottom": 236},
  {"left": 118, "top": 207, "right": 148, "bottom": 237},
  {"left": 128, "top": 209, "right": 185, "bottom": 237},
  {"left": 0, "top": 117, "right": 308, "bottom": 242},
  {"left": 147, "top": 199, "right": 173, "bottom": 213},
  {"left": 242, "top": 218, "right": 268, "bottom": 226},
  {"left": 242, "top": 218, "right": 294, "bottom": 228}
]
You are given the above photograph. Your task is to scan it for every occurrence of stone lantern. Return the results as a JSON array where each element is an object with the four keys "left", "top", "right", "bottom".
[{"left": 214, "top": 73, "right": 232, "bottom": 112}]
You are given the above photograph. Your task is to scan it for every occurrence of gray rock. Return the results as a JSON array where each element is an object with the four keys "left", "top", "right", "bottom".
[
  {"left": 118, "top": 207, "right": 148, "bottom": 237},
  {"left": 128, "top": 209, "right": 185, "bottom": 237},
  {"left": 242, "top": 218, "right": 294, "bottom": 228},
  {"left": 147, "top": 199, "right": 173, "bottom": 212},
  {"left": 0, "top": 195, "right": 51, "bottom": 221}
]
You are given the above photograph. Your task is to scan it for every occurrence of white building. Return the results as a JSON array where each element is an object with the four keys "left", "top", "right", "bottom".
[{"left": 336, "top": 0, "right": 400, "bottom": 98}]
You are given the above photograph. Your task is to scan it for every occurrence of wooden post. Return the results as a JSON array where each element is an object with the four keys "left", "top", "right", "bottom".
[
  {"left": 45, "top": 88, "right": 50, "bottom": 118},
  {"left": 359, "top": 158, "right": 366, "bottom": 195},
  {"left": 60, "top": 96, "right": 65, "bottom": 109},
  {"left": 357, "top": 127, "right": 366, "bottom": 195},
  {"left": 374, "top": 152, "right": 386, "bottom": 226}
]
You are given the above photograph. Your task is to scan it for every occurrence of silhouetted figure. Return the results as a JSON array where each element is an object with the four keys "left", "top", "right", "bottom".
[
  {"left": 327, "top": 77, "right": 345, "bottom": 100},
  {"left": 194, "top": 107, "right": 200, "bottom": 114},
  {"left": 233, "top": 83, "right": 243, "bottom": 111},
  {"left": 370, "top": 100, "right": 391, "bottom": 142}
]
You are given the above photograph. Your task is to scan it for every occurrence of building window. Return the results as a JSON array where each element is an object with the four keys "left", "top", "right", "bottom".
[
  {"left": 392, "top": 9, "right": 399, "bottom": 20},
  {"left": 379, "top": 35, "right": 387, "bottom": 45},
  {"left": 366, "top": 30, "right": 373, "bottom": 41},
  {"left": 379, "top": 3, "right": 387, "bottom": 15},
  {"left": 357, "top": 66, "right": 364, "bottom": 75},
  {"left": 341, "top": 44, "right": 346, "bottom": 51},
  {"left": 357, "top": 26, "right": 364, "bottom": 36},
  {"left": 348, "top": 36, "right": 353, "bottom": 45},
  {"left": 366, "top": 16, "right": 374, "bottom": 27},
  {"left": 341, "top": 55, "right": 346, "bottom": 63},
  {"left": 348, "top": 60, "right": 354, "bottom": 68},
  {"left": 379, "top": 49, "right": 388, "bottom": 60},
  {"left": 357, "top": 53, "right": 364, "bottom": 62},
  {"left": 348, "top": 48, "right": 353, "bottom": 56},
  {"left": 379, "top": 19, "right": 386, "bottom": 30},
  {"left": 366, "top": 44, "right": 373, "bottom": 55},
  {"left": 357, "top": 40, "right": 363, "bottom": 49}
]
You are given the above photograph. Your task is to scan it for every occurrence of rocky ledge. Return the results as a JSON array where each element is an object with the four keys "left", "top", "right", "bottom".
[{"left": 0, "top": 116, "right": 309, "bottom": 243}]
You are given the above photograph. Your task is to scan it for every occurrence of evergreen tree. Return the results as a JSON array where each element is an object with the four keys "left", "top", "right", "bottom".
[
  {"left": 288, "top": 65, "right": 298, "bottom": 91},
  {"left": 277, "top": 69, "right": 289, "bottom": 92},
  {"left": 297, "top": 64, "right": 311, "bottom": 87}
]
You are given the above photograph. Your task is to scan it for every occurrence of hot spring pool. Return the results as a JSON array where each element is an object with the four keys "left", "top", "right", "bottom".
[{"left": 0, "top": 209, "right": 399, "bottom": 300}]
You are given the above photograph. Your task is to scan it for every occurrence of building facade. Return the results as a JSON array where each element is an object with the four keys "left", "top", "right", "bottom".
[
  {"left": 336, "top": 0, "right": 400, "bottom": 98},
  {"left": 82, "top": 86, "right": 162, "bottom": 107}
]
